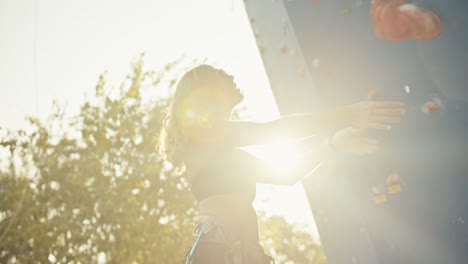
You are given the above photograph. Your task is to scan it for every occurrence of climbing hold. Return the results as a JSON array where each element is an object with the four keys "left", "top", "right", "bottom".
[
  {"left": 312, "top": 59, "right": 320, "bottom": 69},
  {"left": 254, "top": 28, "right": 260, "bottom": 39},
  {"left": 359, "top": 227, "right": 367, "bottom": 238},
  {"left": 317, "top": 210, "right": 329, "bottom": 224},
  {"left": 372, "top": 185, "right": 387, "bottom": 204},
  {"left": 422, "top": 99, "right": 441, "bottom": 113},
  {"left": 404, "top": 85, "right": 410, "bottom": 94},
  {"left": 387, "top": 172, "right": 402, "bottom": 194},
  {"left": 370, "top": 0, "right": 442, "bottom": 42},
  {"left": 368, "top": 89, "right": 378, "bottom": 101},
  {"left": 279, "top": 41, "right": 287, "bottom": 54},
  {"left": 259, "top": 45, "right": 265, "bottom": 54},
  {"left": 458, "top": 217, "right": 465, "bottom": 225},
  {"left": 298, "top": 69, "right": 305, "bottom": 78},
  {"left": 290, "top": 48, "right": 297, "bottom": 58}
]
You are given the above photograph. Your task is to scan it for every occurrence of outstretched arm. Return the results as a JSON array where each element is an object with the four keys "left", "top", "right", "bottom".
[
  {"left": 235, "top": 126, "right": 381, "bottom": 185},
  {"left": 223, "top": 110, "right": 347, "bottom": 147},
  {"left": 220, "top": 101, "right": 405, "bottom": 147}
]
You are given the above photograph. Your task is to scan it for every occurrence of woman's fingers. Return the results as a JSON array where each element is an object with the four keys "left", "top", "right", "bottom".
[
  {"left": 364, "top": 101, "right": 406, "bottom": 130},
  {"left": 333, "top": 127, "right": 382, "bottom": 155},
  {"left": 373, "top": 102, "right": 405, "bottom": 108},
  {"left": 350, "top": 132, "right": 380, "bottom": 155},
  {"left": 349, "top": 101, "right": 405, "bottom": 130},
  {"left": 353, "top": 143, "right": 379, "bottom": 155},
  {"left": 371, "top": 108, "right": 406, "bottom": 115},
  {"left": 370, "top": 116, "right": 401, "bottom": 124},
  {"left": 361, "top": 137, "right": 380, "bottom": 146},
  {"left": 368, "top": 122, "right": 392, "bottom": 130},
  {"left": 360, "top": 142, "right": 380, "bottom": 155}
]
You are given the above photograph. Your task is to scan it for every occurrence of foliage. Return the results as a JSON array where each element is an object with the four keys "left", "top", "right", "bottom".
[
  {"left": 259, "top": 213, "right": 327, "bottom": 264},
  {"left": 0, "top": 55, "right": 327, "bottom": 263}
]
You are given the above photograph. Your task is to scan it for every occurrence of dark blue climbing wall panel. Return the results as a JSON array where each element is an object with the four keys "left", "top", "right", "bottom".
[{"left": 244, "top": 0, "right": 468, "bottom": 263}]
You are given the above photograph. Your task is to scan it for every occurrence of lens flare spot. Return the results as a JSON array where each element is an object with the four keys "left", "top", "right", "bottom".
[
  {"left": 264, "top": 141, "right": 299, "bottom": 172},
  {"left": 186, "top": 109, "right": 196, "bottom": 119}
]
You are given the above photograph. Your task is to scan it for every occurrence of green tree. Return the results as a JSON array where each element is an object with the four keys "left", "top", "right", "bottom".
[
  {"left": 259, "top": 213, "right": 327, "bottom": 264},
  {"left": 0, "top": 55, "right": 327, "bottom": 263},
  {"left": 0, "top": 55, "right": 200, "bottom": 263}
]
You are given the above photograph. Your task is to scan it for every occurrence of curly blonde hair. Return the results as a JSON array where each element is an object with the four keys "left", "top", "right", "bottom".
[{"left": 158, "top": 64, "right": 227, "bottom": 173}]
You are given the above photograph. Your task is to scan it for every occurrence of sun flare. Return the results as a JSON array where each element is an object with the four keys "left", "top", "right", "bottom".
[{"left": 250, "top": 140, "right": 300, "bottom": 173}]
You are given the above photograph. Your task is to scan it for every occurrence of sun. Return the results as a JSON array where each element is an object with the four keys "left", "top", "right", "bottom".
[{"left": 263, "top": 140, "right": 299, "bottom": 172}]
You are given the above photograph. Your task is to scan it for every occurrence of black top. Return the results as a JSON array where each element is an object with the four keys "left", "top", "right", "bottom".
[
  {"left": 189, "top": 148, "right": 257, "bottom": 202},
  {"left": 187, "top": 147, "right": 260, "bottom": 242}
]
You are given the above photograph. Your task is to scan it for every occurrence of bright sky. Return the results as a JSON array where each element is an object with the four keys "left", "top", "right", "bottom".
[{"left": 0, "top": 0, "right": 319, "bottom": 239}]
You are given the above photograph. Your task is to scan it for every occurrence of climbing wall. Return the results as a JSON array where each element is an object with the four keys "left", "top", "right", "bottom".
[{"left": 243, "top": 0, "right": 468, "bottom": 263}]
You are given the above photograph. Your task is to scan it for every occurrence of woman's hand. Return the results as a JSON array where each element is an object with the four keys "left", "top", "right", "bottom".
[
  {"left": 344, "top": 101, "right": 406, "bottom": 130},
  {"left": 330, "top": 127, "right": 380, "bottom": 156}
]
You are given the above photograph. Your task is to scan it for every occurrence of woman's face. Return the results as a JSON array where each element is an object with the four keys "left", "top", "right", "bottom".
[
  {"left": 216, "top": 72, "right": 244, "bottom": 110},
  {"left": 178, "top": 71, "right": 244, "bottom": 129}
]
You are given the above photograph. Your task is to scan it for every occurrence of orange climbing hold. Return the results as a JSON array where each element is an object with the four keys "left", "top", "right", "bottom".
[
  {"left": 367, "top": 89, "right": 378, "bottom": 101},
  {"left": 372, "top": 186, "right": 387, "bottom": 204},
  {"left": 317, "top": 210, "right": 329, "bottom": 224},
  {"left": 359, "top": 227, "right": 367, "bottom": 238},
  {"left": 298, "top": 69, "right": 306, "bottom": 78},
  {"left": 279, "top": 42, "right": 286, "bottom": 54},
  {"left": 387, "top": 172, "right": 402, "bottom": 194},
  {"left": 424, "top": 100, "right": 441, "bottom": 112}
]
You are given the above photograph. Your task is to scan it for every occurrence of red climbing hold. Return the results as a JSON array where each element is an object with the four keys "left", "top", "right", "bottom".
[{"left": 370, "top": 0, "right": 442, "bottom": 42}]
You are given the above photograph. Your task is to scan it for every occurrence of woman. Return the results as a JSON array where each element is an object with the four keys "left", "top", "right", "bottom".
[{"left": 159, "top": 65, "right": 405, "bottom": 263}]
